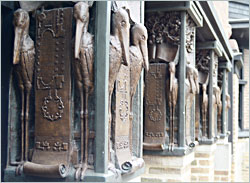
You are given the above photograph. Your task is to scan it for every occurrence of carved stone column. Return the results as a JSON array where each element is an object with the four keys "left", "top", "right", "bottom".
[
  {"left": 196, "top": 41, "right": 223, "bottom": 144},
  {"left": 143, "top": 1, "right": 203, "bottom": 156}
]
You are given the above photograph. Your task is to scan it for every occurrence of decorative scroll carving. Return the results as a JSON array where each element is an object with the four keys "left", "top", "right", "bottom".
[
  {"left": 108, "top": 6, "right": 130, "bottom": 174},
  {"left": 144, "top": 64, "right": 167, "bottom": 150},
  {"left": 12, "top": 8, "right": 35, "bottom": 174},
  {"left": 73, "top": 2, "right": 94, "bottom": 180},
  {"left": 21, "top": 7, "right": 73, "bottom": 179},
  {"left": 113, "top": 65, "right": 132, "bottom": 173}
]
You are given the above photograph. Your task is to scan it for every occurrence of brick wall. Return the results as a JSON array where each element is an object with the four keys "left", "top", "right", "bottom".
[
  {"left": 214, "top": 139, "right": 232, "bottom": 182},
  {"left": 141, "top": 153, "right": 194, "bottom": 182},
  {"left": 191, "top": 144, "right": 216, "bottom": 182},
  {"left": 240, "top": 139, "right": 249, "bottom": 182},
  {"left": 232, "top": 138, "right": 249, "bottom": 182},
  {"left": 243, "top": 49, "right": 249, "bottom": 130},
  {"left": 231, "top": 74, "right": 239, "bottom": 182}
]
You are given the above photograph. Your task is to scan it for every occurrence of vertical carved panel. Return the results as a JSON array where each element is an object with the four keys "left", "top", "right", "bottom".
[
  {"left": 33, "top": 8, "right": 72, "bottom": 165},
  {"left": 144, "top": 63, "right": 166, "bottom": 147},
  {"left": 196, "top": 50, "right": 210, "bottom": 139},
  {"left": 113, "top": 65, "right": 132, "bottom": 168}
]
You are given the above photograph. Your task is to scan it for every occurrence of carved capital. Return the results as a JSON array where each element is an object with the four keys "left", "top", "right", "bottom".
[
  {"left": 196, "top": 50, "right": 210, "bottom": 73},
  {"left": 145, "top": 12, "right": 195, "bottom": 52}
]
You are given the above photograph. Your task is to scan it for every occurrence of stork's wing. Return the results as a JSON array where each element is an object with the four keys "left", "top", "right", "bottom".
[
  {"left": 86, "top": 37, "right": 94, "bottom": 81},
  {"left": 22, "top": 48, "right": 35, "bottom": 83},
  {"left": 130, "top": 47, "right": 141, "bottom": 97}
]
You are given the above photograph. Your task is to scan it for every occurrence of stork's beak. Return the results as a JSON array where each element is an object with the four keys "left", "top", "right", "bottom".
[
  {"left": 13, "top": 27, "right": 23, "bottom": 65},
  {"left": 170, "top": 71, "right": 173, "bottom": 92},
  {"left": 75, "top": 19, "right": 83, "bottom": 59},
  {"left": 120, "top": 25, "right": 130, "bottom": 66},
  {"left": 140, "top": 40, "right": 149, "bottom": 72}
]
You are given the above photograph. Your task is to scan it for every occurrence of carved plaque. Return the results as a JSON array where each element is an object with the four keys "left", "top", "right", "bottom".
[
  {"left": 113, "top": 65, "right": 132, "bottom": 168},
  {"left": 32, "top": 8, "right": 72, "bottom": 166},
  {"left": 144, "top": 63, "right": 166, "bottom": 147}
]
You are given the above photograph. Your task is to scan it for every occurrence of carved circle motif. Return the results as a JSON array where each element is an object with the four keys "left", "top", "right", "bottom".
[
  {"left": 119, "top": 100, "right": 129, "bottom": 123},
  {"left": 149, "top": 107, "right": 162, "bottom": 122},
  {"left": 41, "top": 93, "right": 64, "bottom": 121}
]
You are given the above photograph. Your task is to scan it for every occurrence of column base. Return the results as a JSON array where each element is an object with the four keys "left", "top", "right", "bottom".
[
  {"left": 214, "top": 139, "right": 232, "bottom": 182},
  {"left": 143, "top": 146, "right": 195, "bottom": 156},
  {"left": 191, "top": 143, "right": 216, "bottom": 182},
  {"left": 141, "top": 151, "right": 195, "bottom": 182}
]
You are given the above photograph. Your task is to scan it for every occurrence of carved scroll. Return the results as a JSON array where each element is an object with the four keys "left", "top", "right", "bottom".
[
  {"left": 143, "top": 63, "right": 167, "bottom": 150},
  {"left": 24, "top": 8, "right": 73, "bottom": 178},
  {"left": 113, "top": 65, "right": 132, "bottom": 171}
]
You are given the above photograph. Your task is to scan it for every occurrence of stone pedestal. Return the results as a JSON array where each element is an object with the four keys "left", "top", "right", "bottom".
[
  {"left": 141, "top": 152, "right": 194, "bottom": 182},
  {"left": 191, "top": 143, "right": 216, "bottom": 182},
  {"left": 214, "top": 138, "right": 232, "bottom": 182}
]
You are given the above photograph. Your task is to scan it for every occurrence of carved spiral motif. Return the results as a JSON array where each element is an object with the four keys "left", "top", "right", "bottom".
[{"left": 41, "top": 92, "right": 64, "bottom": 121}]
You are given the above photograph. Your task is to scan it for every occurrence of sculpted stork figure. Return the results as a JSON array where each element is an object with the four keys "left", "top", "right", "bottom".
[
  {"left": 130, "top": 23, "right": 149, "bottom": 120},
  {"left": 201, "top": 75, "right": 209, "bottom": 137},
  {"left": 166, "top": 46, "right": 180, "bottom": 151},
  {"left": 73, "top": 2, "right": 94, "bottom": 180},
  {"left": 217, "top": 87, "right": 222, "bottom": 133},
  {"left": 226, "top": 94, "right": 231, "bottom": 109},
  {"left": 108, "top": 7, "right": 130, "bottom": 162},
  {"left": 13, "top": 9, "right": 35, "bottom": 174},
  {"left": 193, "top": 68, "right": 200, "bottom": 94}
]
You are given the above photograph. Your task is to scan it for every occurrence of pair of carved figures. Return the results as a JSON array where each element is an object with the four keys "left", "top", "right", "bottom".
[
  {"left": 108, "top": 4, "right": 148, "bottom": 176},
  {"left": 12, "top": 2, "right": 148, "bottom": 180}
]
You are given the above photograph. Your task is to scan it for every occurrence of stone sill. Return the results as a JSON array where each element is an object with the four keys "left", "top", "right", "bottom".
[
  {"left": 143, "top": 146, "right": 195, "bottom": 156},
  {"left": 4, "top": 165, "right": 145, "bottom": 182},
  {"left": 238, "top": 130, "right": 249, "bottom": 138}
]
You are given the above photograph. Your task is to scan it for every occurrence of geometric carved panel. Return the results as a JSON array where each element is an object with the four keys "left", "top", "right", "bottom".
[
  {"left": 33, "top": 8, "right": 72, "bottom": 165},
  {"left": 144, "top": 63, "right": 167, "bottom": 145}
]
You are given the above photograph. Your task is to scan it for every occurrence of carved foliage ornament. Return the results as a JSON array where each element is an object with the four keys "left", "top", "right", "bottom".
[
  {"left": 145, "top": 12, "right": 195, "bottom": 52},
  {"left": 196, "top": 50, "right": 210, "bottom": 73}
]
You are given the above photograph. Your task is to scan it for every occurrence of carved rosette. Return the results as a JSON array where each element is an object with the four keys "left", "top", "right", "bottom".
[
  {"left": 185, "top": 16, "right": 195, "bottom": 53},
  {"left": 145, "top": 12, "right": 195, "bottom": 52},
  {"left": 196, "top": 50, "right": 210, "bottom": 73}
]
